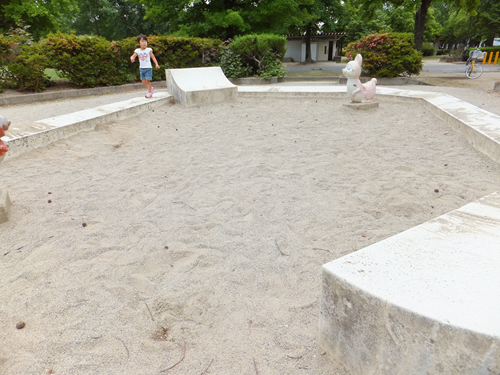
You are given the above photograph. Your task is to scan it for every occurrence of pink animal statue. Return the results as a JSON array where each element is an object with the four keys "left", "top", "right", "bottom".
[
  {"left": 0, "top": 114, "right": 11, "bottom": 161},
  {"left": 342, "top": 54, "right": 377, "bottom": 103}
]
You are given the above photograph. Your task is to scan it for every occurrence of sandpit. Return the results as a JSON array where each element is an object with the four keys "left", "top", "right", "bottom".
[{"left": 1, "top": 97, "right": 500, "bottom": 374}]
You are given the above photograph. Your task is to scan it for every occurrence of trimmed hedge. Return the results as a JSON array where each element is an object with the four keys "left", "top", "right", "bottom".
[
  {"left": 465, "top": 46, "right": 500, "bottom": 60},
  {"left": 43, "top": 33, "right": 130, "bottom": 87},
  {"left": 1, "top": 32, "right": 221, "bottom": 91},
  {"left": 0, "top": 33, "right": 49, "bottom": 91},
  {"left": 2, "top": 32, "right": 289, "bottom": 91},
  {"left": 116, "top": 35, "right": 221, "bottom": 82},
  {"left": 345, "top": 32, "right": 422, "bottom": 78}
]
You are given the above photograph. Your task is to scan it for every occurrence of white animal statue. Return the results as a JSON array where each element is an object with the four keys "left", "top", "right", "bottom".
[{"left": 342, "top": 54, "right": 377, "bottom": 103}]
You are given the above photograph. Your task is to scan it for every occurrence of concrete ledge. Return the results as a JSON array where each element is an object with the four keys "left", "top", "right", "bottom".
[
  {"left": 0, "top": 188, "right": 11, "bottom": 224},
  {"left": 228, "top": 77, "right": 284, "bottom": 85},
  {"left": 283, "top": 76, "right": 340, "bottom": 83},
  {"left": 3, "top": 91, "right": 173, "bottom": 160},
  {"left": 342, "top": 101, "right": 379, "bottom": 110},
  {"left": 319, "top": 191, "right": 500, "bottom": 375},
  {"left": 0, "top": 81, "right": 167, "bottom": 107},
  {"left": 339, "top": 76, "right": 431, "bottom": 86},
  {"left": 494, "top": 82, "right": 500, "bottom": 92},
  {"left": 166, "top": 67, "right": 237, "bottom": 107}
]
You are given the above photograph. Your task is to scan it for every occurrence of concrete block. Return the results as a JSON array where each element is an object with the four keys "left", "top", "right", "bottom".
[
  {"left": 494, "top": 82, "right": 500, "bottom": 92},
  {"left": 0, "top": 82, "right": 167, "bottom": 106},
  {"left": 166, "top": 67, "right": 237, "bottom": 107},
  {"left": 319, "top": 191, "right": 500, "bottom": 375},
  {"left": 342, "top": 101, "right": 379, "bottom": 110},
  {"left": 0, "top": 189, "right": 11, "bottom": 224}
]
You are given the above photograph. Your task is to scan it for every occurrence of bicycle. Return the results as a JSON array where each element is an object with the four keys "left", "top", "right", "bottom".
[{"left": 465, "top": 48, "right": 484, "bottom": 79}]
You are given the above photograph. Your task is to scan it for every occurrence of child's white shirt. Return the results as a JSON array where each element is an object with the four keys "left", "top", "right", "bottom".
[{"left": 135, "top": 47, "right": 153, "bottom": 69}]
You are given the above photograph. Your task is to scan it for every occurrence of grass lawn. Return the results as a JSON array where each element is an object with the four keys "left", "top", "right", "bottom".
[{"left": 44, "top": 68, "right": 69, "bottom": 81}]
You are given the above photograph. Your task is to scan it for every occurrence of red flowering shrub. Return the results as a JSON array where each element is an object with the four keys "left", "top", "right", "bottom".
[{"left": 345, "top": 32, "right": 422, "bottom": 78}]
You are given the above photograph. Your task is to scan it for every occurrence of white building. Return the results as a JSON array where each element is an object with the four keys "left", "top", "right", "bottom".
[{"left": 284, "top": 33, "right": 346, "bottom": 62}]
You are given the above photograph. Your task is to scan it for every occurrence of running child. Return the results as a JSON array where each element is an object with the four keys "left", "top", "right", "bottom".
[{"left": 130, "top": 35, "right": 160, "bottom": 98}]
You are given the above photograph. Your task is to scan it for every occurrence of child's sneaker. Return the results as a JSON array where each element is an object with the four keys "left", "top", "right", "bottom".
[{"left": 145, "top": 93, "right": 152, "bottom": 98}]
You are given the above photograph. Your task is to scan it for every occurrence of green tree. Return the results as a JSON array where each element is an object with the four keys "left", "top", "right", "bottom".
[
  {"left": 472, "top": 0, "right": 500, "bottom": 45},
  {"left": 66, "top": 0, "right": 155, "bottom": 40},
  {"left": 379, "top": 2, "right": 415, "bottom": 34},
  {"left": 0, "top": 0, "right": 77, "bottom": 39},
  {"left": 440, "top": 8, "right": 470, "bottom": 48},
  {"left": 342, "top": 0, "right": 414, "bottom": 45},
  {"left": 288, "top": 0, "right": 350, "bottom": 62},
  {"left": 140, "top": 0, "right": 312, "bottom": 39},
  {"left": 356, "top": 0, "right": 480, "bottom": 51}
]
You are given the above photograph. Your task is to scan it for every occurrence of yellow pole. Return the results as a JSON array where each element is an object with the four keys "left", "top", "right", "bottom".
[
  {"left": 494, "top": 52, "right": 499, "bottom": 65},
  {"left": 488, "top": 51, "right": 494, "bottom": 64},
  {"left": 483, "top": 52, "right": 488, "bottom": 64}
]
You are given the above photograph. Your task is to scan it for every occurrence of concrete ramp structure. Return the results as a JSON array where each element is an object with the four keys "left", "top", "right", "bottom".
[
  {"left": 166, "top": 67, "right": 237, "bottom": 107},
  {"left": 319, "top": 191, "right": 500, "bottom": 375}
]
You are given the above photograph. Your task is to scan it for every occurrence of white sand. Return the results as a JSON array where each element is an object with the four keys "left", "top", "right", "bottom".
[{"left": 1, "top": 96, "right": 500, "bottom": 374}]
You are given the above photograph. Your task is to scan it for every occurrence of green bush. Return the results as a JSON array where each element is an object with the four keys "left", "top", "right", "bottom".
[
  {"left": 421, "top": 42, "right": 435, "bottom": 56},
  {"left": 219, "top": 47, "right": 252, "bottom": 78},
  {"left": 230, "top": 34, "right": 287, "bottom": 78},
  {"left": 2, "top": 32, "right": 221, "bottom": 91},
  {"left": 8, "top": 48, "right": 49, "bottom": 92},
  {"left": 436, "top": 49, "right": 449, "bottom": 55},
  {"left": 345, "top": 32, "right": 423, "bottom": 77},
  {"left": 1, "top": 24, "right": 48, "bottom": 91},
  {"left": 465, "top": 46, "right": 500, "bottom": 60},
  {"left": 0, "top": 35, "right": 16, "bottom": 90},
  {"left": 116, "top": 35, "right": 221, "bottom": 82},
  {"left": 42, "top": 32, "right": 130, "bottom": 87}
]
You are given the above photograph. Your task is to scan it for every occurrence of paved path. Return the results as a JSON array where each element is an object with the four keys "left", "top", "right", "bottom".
[{"left": 285, "top": 59, "right": 500, "bottom": 74}]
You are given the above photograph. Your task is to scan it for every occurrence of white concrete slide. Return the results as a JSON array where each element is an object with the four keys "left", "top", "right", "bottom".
[
  {"left": 166, "top": 67, "right": 237, "bottom": 107},
  {"left": 319, "top": 191, "right": 500, "bottom": 375}
]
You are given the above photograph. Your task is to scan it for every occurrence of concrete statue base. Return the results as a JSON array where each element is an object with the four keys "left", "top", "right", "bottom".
[{"left": 342, "top": 101, "right": 379, "bottom": 110}]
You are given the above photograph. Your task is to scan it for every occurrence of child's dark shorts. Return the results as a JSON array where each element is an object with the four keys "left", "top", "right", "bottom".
[{"left": 140, "top": 68, "right": 153, "bottom": 80}]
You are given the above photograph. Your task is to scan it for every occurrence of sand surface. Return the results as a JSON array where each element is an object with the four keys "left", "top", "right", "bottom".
[{"left": 1, "top": 94, "right": 500, "bottom": 374}]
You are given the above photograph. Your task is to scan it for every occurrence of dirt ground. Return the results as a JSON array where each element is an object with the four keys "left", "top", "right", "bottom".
[{"left": 1, "top": 62, "right": 500, "bottom": 375}]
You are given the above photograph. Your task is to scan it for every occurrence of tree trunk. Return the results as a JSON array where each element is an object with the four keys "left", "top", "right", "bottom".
[
  {"left": 305, "top": 25, "right": 313, "bottom": 63},
  {"left": 414, "top": 0, "right": 432, "bottom": 51},
  {"left": 433, "top": 36, "right": 440, "bottom": 55}
]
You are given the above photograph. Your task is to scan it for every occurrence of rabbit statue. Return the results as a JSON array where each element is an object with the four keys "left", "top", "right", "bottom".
[
  {"left": 342, "top": 54, "right": 377, "bottom": 103},
  {"left": 0, "top": 114, "right": 10, "bottom": 162}
]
